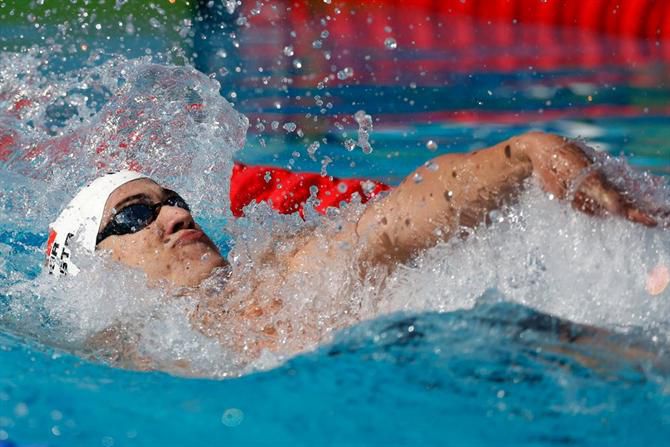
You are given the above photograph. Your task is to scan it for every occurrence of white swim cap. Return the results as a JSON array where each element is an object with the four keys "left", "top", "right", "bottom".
[{"left": 45, "top": 170, "right": 147, "bottom": 277}]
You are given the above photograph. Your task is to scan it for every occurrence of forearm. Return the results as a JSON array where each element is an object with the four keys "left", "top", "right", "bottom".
[
  {"left": 353, "top": 137, "right": 534, "bottom": 266},
  {"left": 292, "top": 131, "right": 656, "bottom": 276}
]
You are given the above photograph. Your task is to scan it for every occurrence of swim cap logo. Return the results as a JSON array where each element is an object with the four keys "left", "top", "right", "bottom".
[{"left": 46, "top": 230, "right": 74, "bottom": 276}]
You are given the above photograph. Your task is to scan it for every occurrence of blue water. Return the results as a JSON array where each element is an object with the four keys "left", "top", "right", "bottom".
[
  {"left": 2, "top": 2, "right": 670, "bottom": 446},
  {"left": 2, "top": 300, "right": 670, "bottom": 446}
]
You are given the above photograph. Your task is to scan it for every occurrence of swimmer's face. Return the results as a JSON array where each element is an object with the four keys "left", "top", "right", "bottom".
[{"left": 96, "top": 178, "right": 226, "bottom": 287}]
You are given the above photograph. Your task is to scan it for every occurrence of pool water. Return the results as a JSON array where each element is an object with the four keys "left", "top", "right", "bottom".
[{"left": 1, "top": 1, "right": 670, "bottom": 445}]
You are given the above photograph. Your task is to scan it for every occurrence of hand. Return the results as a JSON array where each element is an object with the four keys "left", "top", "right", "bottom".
[
  {"left": 572, "top": 170, "right": 658, "bottom": 227},
  {"left": 517, "top": 132, "right": 666, "bottom": 228}
]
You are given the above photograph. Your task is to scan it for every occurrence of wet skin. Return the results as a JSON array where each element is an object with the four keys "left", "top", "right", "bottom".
[{"left": 93, "top": 131, "right": 664, "bottom": 362}]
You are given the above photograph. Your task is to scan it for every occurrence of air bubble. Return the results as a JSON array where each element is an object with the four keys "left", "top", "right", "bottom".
[{"left": 426, "top": 140, "right": 438, "bottom": 151}]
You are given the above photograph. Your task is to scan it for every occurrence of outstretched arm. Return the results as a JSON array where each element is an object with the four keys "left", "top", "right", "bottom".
[{"left": 351, "top": 131, "right": 658, "bottom": 268}]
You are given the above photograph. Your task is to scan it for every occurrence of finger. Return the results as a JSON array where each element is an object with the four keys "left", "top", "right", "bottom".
[{"left": 625, "top": 207, "right": 657, "bottom": 227}]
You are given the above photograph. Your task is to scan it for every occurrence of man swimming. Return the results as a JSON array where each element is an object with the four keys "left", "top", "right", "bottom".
[{"left": 46, "top": 131, "right": 664, "bottom": 361}]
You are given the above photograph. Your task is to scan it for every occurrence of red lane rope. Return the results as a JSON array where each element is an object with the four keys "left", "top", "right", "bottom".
[{"left": 230, "top": 162, "right": 390, "bottom": 217}]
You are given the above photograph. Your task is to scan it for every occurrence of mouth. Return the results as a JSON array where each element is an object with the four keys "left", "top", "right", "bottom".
[{"left": 172, "top": 229, "right": 205, "bottom": 247}]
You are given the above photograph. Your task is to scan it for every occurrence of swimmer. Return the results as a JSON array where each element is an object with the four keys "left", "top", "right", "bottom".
[{"left": 46, "top": 131, "right": 665, "bottom": 361}]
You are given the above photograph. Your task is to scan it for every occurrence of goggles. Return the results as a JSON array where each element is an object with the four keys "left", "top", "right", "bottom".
[{"left": 96, "top": 194, "right": 190, "bottom": 245}]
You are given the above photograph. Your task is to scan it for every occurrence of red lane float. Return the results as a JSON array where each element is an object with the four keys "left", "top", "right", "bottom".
[
  {"left": 290, "top": 0, "right": 669, "bottom": 41},
  {"left": 230, "top": 162, "right": 390, "bottom": 217}
]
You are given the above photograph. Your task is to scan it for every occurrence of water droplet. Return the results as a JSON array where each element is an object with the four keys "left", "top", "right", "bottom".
[
  {"left": 424, "top": 160, "right": 439, "bottom": 171},
  {"left": 283, "top": 45, "right": 294, "bottom": 57},
  {"left": 337, "top": 183, "right": 348, "bottom": 193},
  {"left": 292, "top": 59, "right": 303, "bottom": 69},
  {"left": 307, "top": 141, "right": 320, "bottom": 160},
  {"left": 489, "top": 210, "right": 504, "bottom": 223},
  {"left": 225, "top": 0, "right": 237, "bottom": 14},
  {"left": 361, "top": 180, "right": 376, "bottom": 195},
  {"left": 344, "top": 139, "right": 356, "bottom": 151},
  {"left": 354, "top": 110, "right": 374, "bottom": 154},
  {"left": 354, "top": 110, "right": 372, "bottom": 127},
  {"left": 426, "top": 140, "right": 438, "bottom": 151},
  {"left": 413, "top": 173, "right": 423, "bottom": 183},
  {"left": 282, "top": 122, "right": 297, "bottom": 133},
  {"left": 312, "top": 40, "right": 322, "bottom": 49},
  {"left": 323, "top": 0, "right": 332, "bottom": 3},
  {"left": 271, "top": 121, "right": 279, "bottom": 130},
  {"left": 384, "top": 37, "right": 397, "bottom": 50},
  {"left": 337, "top": 67, "right": 354, "bottom": 80},
  {"left": 264, "top": 172, "right": 272, "bottom": 183}
]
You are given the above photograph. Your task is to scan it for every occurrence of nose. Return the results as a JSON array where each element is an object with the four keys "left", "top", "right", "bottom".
[{"left": 158, "top": 205, "right": 195, "bottom": 237}]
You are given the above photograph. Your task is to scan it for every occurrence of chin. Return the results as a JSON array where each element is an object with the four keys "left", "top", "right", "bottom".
[{"left": 176, "top": 255, "right": 226, "bottom": 286}]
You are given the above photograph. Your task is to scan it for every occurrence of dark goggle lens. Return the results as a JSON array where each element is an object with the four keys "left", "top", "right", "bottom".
[
  {"left": 97, "top": 194, "right": 191, "bottom": 244},
  {"left": 113, "top": 203, "right": 156, "bottom": 233}
]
